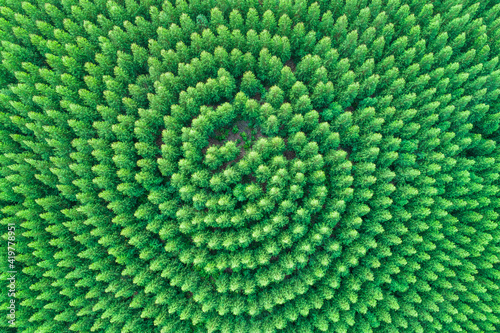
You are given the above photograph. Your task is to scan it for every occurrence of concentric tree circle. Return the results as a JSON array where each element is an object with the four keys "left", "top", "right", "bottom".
[{"left": 1, "top": 1, "right": 500, "bottom": 333}]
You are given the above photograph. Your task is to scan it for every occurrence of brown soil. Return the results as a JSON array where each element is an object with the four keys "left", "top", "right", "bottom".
[
  {"left": 252, "top": 91, "right": 263, "bottom": 104},
  {"left": 283, "top": 150, "right": 296, "bottom": 160},
  {"left": 285, "top": 59, "right": 296, "bottom": 72},
  {"left": 155, "top": 131, "right": 163, "bottom": 147},
  {"left": 155, "top": 131, "right": 164, "bottom": 159},
  {"left": 242, "top": 174, "right": 257, "bottom": 184}
]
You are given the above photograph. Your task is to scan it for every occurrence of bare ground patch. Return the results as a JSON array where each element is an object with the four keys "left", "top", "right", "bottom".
[
  {"left": 283, "top": 149, "right": 296, "bottom": 160},
  {"left": 155, "top": 131, "right": 163, "bottom": 147},
  {"left": 285, "top": 59, "right": 296, "bottom": 72},
  {"left": 252, "top": 91, "right": 263, "bottom": 104}
]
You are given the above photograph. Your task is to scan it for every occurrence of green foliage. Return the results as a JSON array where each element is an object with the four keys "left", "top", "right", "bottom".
[{"left": 1, "top": 1, "right": 500, "bottom": 333}]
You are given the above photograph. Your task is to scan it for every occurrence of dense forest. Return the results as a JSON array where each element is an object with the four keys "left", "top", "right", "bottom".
[{"left": 1, "top": 0, "right": 500, "bottom": 332}]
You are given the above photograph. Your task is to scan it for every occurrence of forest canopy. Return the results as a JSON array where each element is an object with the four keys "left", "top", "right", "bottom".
[{"left": 1, "top": 0, "right": 500, "bottom": 332}]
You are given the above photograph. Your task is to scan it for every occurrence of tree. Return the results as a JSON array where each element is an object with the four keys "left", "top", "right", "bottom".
[
  {"left": 196, "top": 14, "right": 209, "bottom": 30},
  {"left": 244, "top": 98, "right": 260, "bottom": 119},
  {"left": 299, "top": 142, "right": 319, "bottom": 159},
  {"left": 291, "top": 22, "right": 306, "bottom": 56},
  {"left": 289, "top": 81, "right": 308, "bottom": 104},
  {"left": 257, "top": 47, "right": 272, "bottom": 84},
  {"left": 216, "top": 25, "right": 233, "bottom": 51},
  {"left": 332, "top": 14, "right": 348, "bottom": 40},
  {"left": 229, "top": 9, "right": 244, "bottom": 31},
  {"left": 265, "top": 86, "right": 284, "bottom": 108},
  {"left": 303, "top": 110, "right": 319, "bottom": 132},
  {"left": 210, "top": 7, "right": 226, "bottom": 30},
  {"left": 241, "top": 71, "right": 262, "bottom": 97},
  {"left": 230, "top": 48, "right": 245, "bottom": 77},
  {"left": 278, "top": 13, "right": 292, "bottom": 37},
  {"left": 276, "top": 103, "right": 293, "bottom": 126},
  {"left": 294, "top": 95, "right": 313, "bottom": 115},
  {"left": 242, "top": 51, "right": 257, "bottom": 72},
  {"left": 263, "top": 115, "right": 280, "bottom": 136},
  {"left": 279, "top": 66, "right": 297, "bottom": 93},
  {"left": 267, "top": 56, "right": 283, "bottom": 86},
  {"left": 246, "top": 7, "right": 260, "bottom": 32},
  {"left": 262, "top": 10, "right": 277, "bottom": 34},
  {"left": 306, "top": 2, "right": 321, "bottom": 32},
  {"left": 312, "top": 81, "right": 335, "bottom": 109},
  {"left": 288, "top": 131, "right": 307, "bottom": 151},
  {"left": 217, "top": 70, "right": 236, "bottom": 100},
  {"left": 340, "top": 82, "right": 360, "bottom": 108},
  {"left": 288, "top": 114, "right": 304, "bottom": 134},
  {"left": 296, "top": 54, "right": 322, "bottom": 84}
]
